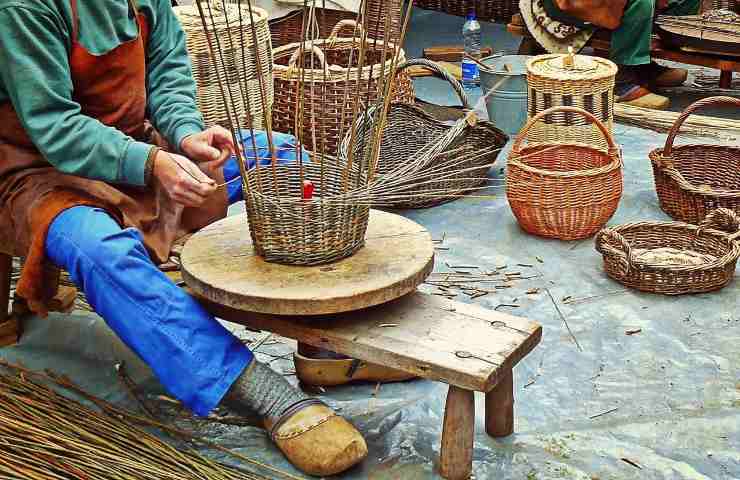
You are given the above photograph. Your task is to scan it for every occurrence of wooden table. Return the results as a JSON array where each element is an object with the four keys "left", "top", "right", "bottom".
[{"left": 181, "top": 211, "right": 542, "bottom": 480}]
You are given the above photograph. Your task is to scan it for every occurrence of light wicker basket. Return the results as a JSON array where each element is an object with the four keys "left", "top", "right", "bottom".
[
  {"left": 506, "top": 106, "right": 623, "bottom": 240},
  {"left": 595, "top": 208, "right": 740, "bottom": 295},
  {"left": 340, "top": 59, "right": 508, "bottom": 209},
  {"left": 414, "top": 0, "right": 519, "bottom": 23},
  {"left": 649, "top": 96, "right": 740, "bottom": 225},
  {"left": 243, "top": 159, "right": 370, "bottom": 265},
  {"left": 272, "top": 20, "right": 415, "bottom": 156},
  {"left": 268, "top": 0, "right": 402, "bottom": 48},
  {"left": 174, "top": 3, "right": 273, "bottom": 130},
  {"left": 526, "top": 52, "right": 617, "bottom": 152}
]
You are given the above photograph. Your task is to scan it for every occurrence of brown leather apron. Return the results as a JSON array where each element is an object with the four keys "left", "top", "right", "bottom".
[{"left": 0, "top": 0, "right": 227, "bottom": 314}]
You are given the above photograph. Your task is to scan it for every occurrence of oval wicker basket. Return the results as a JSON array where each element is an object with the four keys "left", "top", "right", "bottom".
[
  {"left": 340, "top": 58, "right": 508, "bottom": 209},
  {"left": 595, "top": 208, "right": 740, "bottom": 295},
  {"left": 243, "top": 159, "right": 370, "bottom": 266},
  {"left": 649, "top": 96, "right": 740, "bottom": 225},
  {"left": 506, "top": 106, "right": 623, "bottom": 240},
  {"left": 414, "top": 0, "right": 519, "bottom": 23},
  {"left": 174, "top": 3, "right": 273, "bottom": 130},
  {"left": 272, "top": 20, "right": 415, "bottom": 156},
  {"left": 526, "top": 53, "right": 617, "bottom": 152}
]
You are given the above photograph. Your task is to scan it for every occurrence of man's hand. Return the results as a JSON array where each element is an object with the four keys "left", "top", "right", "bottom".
[
  {"left": 180, "top": 125, "right": 235, "bottom": 168},
  {"left": 153, "top": 150, "right": 217, "bottom": 207}
]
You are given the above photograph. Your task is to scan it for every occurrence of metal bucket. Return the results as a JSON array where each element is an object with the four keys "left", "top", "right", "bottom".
[{"left": 479, "top": 54, "right": 530, "bottom": 136}]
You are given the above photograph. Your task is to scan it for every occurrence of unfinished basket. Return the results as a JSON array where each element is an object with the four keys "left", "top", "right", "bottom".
[
  {"left": 174, "top": 3, "right": 273, "bottom": 130},
  {"left": 272, "top": 20, "right": 415, "bottom": 156},
  {"left": 506, "top": 106, "right": 623, "bottom": 240},
  {"left": 649, "top": 96, "right": 740, "bottom": 225},
  {"left": 414, "top": 0, "right": 519, "bottom": 23},
  {"left": 340, "top": 59, "right": 508, "bottom": 209},
  {"left": 243, "top": 159, "right": 370, "bottom": 265},
  {"left": 526, "top": 52, "right": 617, "bottom": 152},
  {"left": 267, "top": 1, "right": 402, "bottom": 48},
  {"left": 595, "top": 208, "right": 740, "bottom": 295}
]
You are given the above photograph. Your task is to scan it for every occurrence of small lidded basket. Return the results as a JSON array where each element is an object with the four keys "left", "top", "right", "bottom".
[
  {"left": 595, "top": 208, "right": 740, "bottom": 295},
  {"left": 526, "top": 50, "right": 617, "bottom": 152}
]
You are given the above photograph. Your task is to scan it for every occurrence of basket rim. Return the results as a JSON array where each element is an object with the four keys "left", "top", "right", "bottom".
[
  {"left": 508, "top": 142, "right": 622, "bottom": 178},
  {"left": 596, "top": 221, "right": 740, "bottom": 273},
  {"left": 526, "top": 54, "right": 618, "bottom": 81},
  {"left": 649, "top": 145, "right": 740, "bottom": 197}
]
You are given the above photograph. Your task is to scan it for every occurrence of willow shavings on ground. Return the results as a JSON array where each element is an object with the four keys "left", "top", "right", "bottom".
[
  {"left": 0, "top": 359, "right": 306, "bottom": 480},
  {"left": 424, "top": 267, "right": 543, "bottom": 299},
  {"left": 614, "top": 103, "right": 740, "bottom": 141}
]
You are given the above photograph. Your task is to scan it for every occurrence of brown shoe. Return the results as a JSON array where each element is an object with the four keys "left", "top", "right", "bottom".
[
  {"left": 294, "top": 351, "right": 417, "bottom": 386},
  {"left": 616, "top": 85, "right": 670, "bottom": 110},
  {"left": 265, "top": 399, "right": 368, "bottom": 476},
  {"left": 646, "top": 62, "right": 688, "bottom": 88}
]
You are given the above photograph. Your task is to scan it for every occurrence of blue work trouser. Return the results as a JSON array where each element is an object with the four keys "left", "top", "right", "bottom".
[{"left": 45, "top": 131, "right": 306, "bottom": 416}]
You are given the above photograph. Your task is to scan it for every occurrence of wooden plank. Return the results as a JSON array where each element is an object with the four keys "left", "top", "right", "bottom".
[
  {"left": 191, "top": 290, "right": 542, "bottom": 392},
  {"left": 0, "top": 254, "right": 10, "bottom": 321},
  {"left": 423, "top": 45, "right": 493, "bottom": 62},
  {"left": 438, "top": 386, "right": 475, "bottom": 480},
  {"left": 181, "top": 210, "right": 435, "bottom": 315},
  {"left": 406, "top": 61, "right": 463, "bottom": 80}
]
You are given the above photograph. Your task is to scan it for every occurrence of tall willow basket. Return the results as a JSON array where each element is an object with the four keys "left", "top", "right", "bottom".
[
  {"left": 174, "top": 3, "right": 273, "bottom": 130},
  {"left": 526, "top": 52, "right": 617, "bottom": 152}
]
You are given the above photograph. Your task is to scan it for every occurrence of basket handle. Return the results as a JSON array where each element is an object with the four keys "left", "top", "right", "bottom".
[
  {"left": 327, "top": 20, "right": 366, "bottom": 44},
  {"left": 287, "top": 43, "right": 328, "bottom": 70},
  {"left": 394, "top": 59, "right": 471, "bottom": 109},
  {"left": 595, "top": 228, "right": 634, "bottom": 273},
  {"left": 697, "top": 208, "right": 740, "bottom": 240},
  {"left": 663, "top": 96, "right": 740, "bottom": 157},
  {"left": 512, "top": 106, "right": 619, "bottom": 156}
]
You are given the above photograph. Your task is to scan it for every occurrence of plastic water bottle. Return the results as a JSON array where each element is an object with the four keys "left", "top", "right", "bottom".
[{"left": 461, "top": 12, "right": 481, "bottom": 90}]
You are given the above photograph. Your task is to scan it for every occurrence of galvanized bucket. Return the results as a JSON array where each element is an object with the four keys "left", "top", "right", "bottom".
[{"left": 480, "top": 54, "right": 530, "bottom": 136}]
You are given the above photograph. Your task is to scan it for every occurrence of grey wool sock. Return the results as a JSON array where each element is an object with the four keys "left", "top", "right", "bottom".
[{"left": 223, "top": 360, "right": 310, "bottom": 423}]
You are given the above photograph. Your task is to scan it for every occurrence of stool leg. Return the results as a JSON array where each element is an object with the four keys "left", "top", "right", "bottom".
[
  {"left": 719, "top": 71, "right": 732, "bottom": 89},
  {"left": 0, "top": 254, "right": 10, "bottom": 321},
  {"left": 485, "top": 369, "right": 514, "bottom": 437},
  {"left": 439, "top": 386, "right": 475, "bottom": 480}
]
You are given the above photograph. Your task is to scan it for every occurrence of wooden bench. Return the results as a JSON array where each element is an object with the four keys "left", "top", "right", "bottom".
[
  {"left": 192, "top": 290, "right": 542, "bottom": 480},
  {"left": 507, "top": 13, "right": 739, "bottom": 89}
]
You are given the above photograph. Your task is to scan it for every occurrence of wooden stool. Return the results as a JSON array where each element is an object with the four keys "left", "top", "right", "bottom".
[{"left": 181, "top": 211, "right": 542, "bottom": 480}]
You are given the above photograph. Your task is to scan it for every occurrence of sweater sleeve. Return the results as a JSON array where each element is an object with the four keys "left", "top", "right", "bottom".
[
  {"left": 0, "top": 5, "right": 153, "bottom": 186},
  {"left": 145, "top": 0, "right": 204, "bottom": 152}
]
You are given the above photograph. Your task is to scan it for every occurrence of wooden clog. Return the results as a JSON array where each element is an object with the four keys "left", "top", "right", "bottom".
[{"left": 294, "top": 352, "right": 417, "bottom": 387}]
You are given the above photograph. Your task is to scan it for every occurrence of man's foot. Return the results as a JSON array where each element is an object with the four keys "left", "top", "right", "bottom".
[
  {"left": 223, "top": 361, "right": 368, "bottom": 475},
  {"left": 294, "top": 351, "right": 417, "bottom": 386},
  {"left": 615, "top": 65, "right": 670, "bottom": 110},
  {"left": 644, "top": 62, "right": 688, "bottom": 88}
]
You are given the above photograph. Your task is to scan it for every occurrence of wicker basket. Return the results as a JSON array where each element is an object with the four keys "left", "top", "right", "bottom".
[
  {"left": 268, "top": 1, "right": 402, "bottom": 48},
  {"left": 506, "top": 106, "right": 623, "bottom": 240},
  {"left": 243, "top": 160, "right": 370, "bottom": 265},
  {"left": 526, "top": 52, "right": 617, "bottom": 152},
  {"left": 595, "top": 208, "right": 740, "bottom": 295},
  {"left": 272, "top": 21, "right": 415, "bottom": 156},
  {"left": 340, "top": 59, "right": 508, "bottom": 209},
  {"left": 414, "top": 0, "right": 519, "bottom": 23},
  {"left": 649, "top": 96, "right": 740, "bottom": 225},
  {"left": 174, "top": 3, "right": 273, "bottom": 130}
]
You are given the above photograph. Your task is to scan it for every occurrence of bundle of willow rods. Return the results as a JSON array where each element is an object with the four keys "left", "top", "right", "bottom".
[
  {"left": 614, "top": 103, "right": 740, "bottom": 141},
  {"left": 0, "top": 359, "right": 305, "bottom": 480}
]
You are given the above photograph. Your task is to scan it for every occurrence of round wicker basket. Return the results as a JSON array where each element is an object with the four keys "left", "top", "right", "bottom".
[
  {"left": 340, "top": 59, "right": 508, "bottom": 209},
  {"left": 526, "top": 52, "right": 617, "bottom": 152},
  {"left": 271, "top": 20, "right": 415, "bottom": 156},
  {"left": 174, "top": 3, "right": 273, "bottom": 130},
  {"left": 506, "top": 106, "right": 623, "bottom": 240},
  {"left": 595, "top": 208, "right": 740, "bottom": 295},
  {"left": 243, "top": 159, "right": 370, "bottom": 266},
  {"left": 649, "top": 96, "right": 740, "bottom": 225}
]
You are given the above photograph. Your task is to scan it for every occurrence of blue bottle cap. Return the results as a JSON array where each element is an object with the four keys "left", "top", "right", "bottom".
[{"left": 466, "top": 12, "right": 476, "bottom": 21}]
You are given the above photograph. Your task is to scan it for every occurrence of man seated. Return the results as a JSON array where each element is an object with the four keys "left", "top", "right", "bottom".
[
  {"left": 0, "top": 0, "right": 366, "bottom": 475},
  {"left": 520, "top": 0, "right": 700, "bottom": 109}
]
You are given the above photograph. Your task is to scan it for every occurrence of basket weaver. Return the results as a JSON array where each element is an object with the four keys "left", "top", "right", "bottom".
[
  {"left": 649, "top": 96, "right": 740, "bottom": 225},
  {"left": 340, "top": 59, "right": 508, "bottom": 209},
  {"left": 243, "top": 160, "right": 370, "bottom": 265},
  {"left": 174, "top": 3, "right": 273, "bottom": 130},
  {"left": 414, "top": 0, "right": 519, "bottom": 23},
  {"left": 506, "top": 106, "right": 623, "bottom": 240},
  {"left": 267, "top": 0, "right": 402, "bottom": 48},
  {"left": 272, "top": 20, "right": 415, "bottom": 156},
  {"left": 595, "top": 208, "right": 740, "bottom": 295},
  {"left": 526, "top": 52, "right": 617, "bottom": 152}
]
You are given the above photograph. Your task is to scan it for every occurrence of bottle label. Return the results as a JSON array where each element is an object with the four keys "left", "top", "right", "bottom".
[{"left": 462, "top": 62, "right": 479, "bottom": 80}]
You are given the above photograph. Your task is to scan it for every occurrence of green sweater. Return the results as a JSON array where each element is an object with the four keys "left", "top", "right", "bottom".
[{"left": 0, "top": 0, "right": 204, "bottom": 186}]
